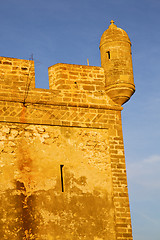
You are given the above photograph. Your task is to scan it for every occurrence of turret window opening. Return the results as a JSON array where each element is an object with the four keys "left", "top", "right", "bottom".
[{"left": 106, "top": 51, "right": 110, "bottom": 59}]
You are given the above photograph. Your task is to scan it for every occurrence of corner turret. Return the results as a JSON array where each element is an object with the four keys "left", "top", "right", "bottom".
[{"left": 100, "top": 20, "right": 135, "bottom": 105}]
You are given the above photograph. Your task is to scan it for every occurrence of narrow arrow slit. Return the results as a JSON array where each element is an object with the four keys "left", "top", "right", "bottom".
[{"left": 60, "top": 165, "right": 64, "bottom": 192}]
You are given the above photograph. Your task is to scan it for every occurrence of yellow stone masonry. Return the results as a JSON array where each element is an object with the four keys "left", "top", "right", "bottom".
[{"left": 0, "top": 21, "right": 135, "bottom": 240}]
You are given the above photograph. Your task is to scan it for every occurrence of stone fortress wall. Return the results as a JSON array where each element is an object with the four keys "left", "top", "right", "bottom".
[{"left": 0, "top": 21, "right": 135, "bottom": 240}]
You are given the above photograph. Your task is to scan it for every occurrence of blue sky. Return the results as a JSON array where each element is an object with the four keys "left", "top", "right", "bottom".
[{"left": 1, "top": 0, "right": 160, "bottom": 239}]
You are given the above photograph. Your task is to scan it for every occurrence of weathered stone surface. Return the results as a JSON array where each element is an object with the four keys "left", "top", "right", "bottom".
[{"left": 0, "top": 124, "right": 117, "bottom": 239}]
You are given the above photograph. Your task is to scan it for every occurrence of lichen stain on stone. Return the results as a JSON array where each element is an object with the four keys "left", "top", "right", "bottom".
[
  {"left": 20, "top": 105, "right": 27, "bottom": 124},
  {"left": 17, "top": 139, "right": 33, "bottom": 189},
  {"left": 13, "top": 139, "right": 36, "bottom": 239},
  {"left": 15, "top": 180, "right": 36, "bottom": 240}
]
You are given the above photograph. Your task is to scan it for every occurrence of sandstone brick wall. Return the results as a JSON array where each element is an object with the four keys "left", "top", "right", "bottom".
[
  {"left": 48, "top": 63, "right": 105, "bottom": 92},
  {"left": 0, "top": 57, "right": 133, "bottom": 240},
  {"left": 0, "top": 57, "right": 35, "bottom": 91},
  {"left": 109, "top": 115, "right": 133, "bottom": 240}
]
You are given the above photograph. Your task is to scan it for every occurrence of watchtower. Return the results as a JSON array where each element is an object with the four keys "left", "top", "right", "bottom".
[{"left": 100, "top": 20, "right": 135, "bottom": 105}]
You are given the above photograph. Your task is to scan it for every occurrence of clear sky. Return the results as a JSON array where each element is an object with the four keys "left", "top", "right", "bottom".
[{"left": 0, "top": 0, "right": 160, "bottom": 239}]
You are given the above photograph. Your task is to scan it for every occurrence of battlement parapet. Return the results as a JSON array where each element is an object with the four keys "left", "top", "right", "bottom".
[
  {"left": 0, "top": 56, "right": 121, "bottom": 127},
  {"left": 0, "top": 57, "right": 35, "bottom": 91},
  {"left": 49, "top": 63, "right": 105, "bottom": 92},
  {"left": 0, "top": 57, "right": 105, "bottom": 93},
  {"left": 0, "top": 57, "right": 120, "bottom": 109}
]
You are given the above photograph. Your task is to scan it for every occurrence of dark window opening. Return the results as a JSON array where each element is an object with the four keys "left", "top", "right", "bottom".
[
  {"left": 106, "top": 51, "right": 110, "bottom": 59},
  {"left": 60, "top": 165, "right": 64, "bottom": 192}
]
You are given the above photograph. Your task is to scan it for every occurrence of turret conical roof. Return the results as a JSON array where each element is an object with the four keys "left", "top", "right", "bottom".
[{"left": 100, "top": 20, "right": 131, "bottom": 48}]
